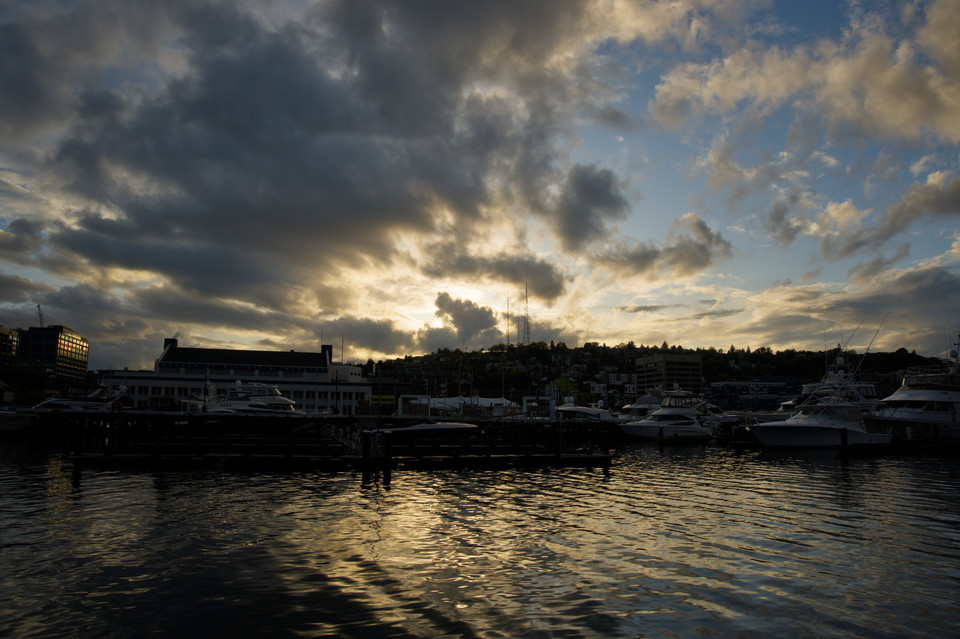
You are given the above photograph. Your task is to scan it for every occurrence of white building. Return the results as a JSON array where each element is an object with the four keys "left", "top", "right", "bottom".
[{"left": 99, "top": 337, "right": 370, "bottom": 415}]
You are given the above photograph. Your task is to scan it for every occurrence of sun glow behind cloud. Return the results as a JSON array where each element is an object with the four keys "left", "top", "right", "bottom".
[{"left": 0, "top": 0, "right": 957, "bottom": 368}]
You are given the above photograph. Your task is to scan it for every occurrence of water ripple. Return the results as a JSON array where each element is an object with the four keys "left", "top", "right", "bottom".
[{"left": 3, "top": 446, "right": 960, "bottom": 637}]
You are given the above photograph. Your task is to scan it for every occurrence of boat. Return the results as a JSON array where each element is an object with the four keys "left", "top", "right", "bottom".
[
  {"left": 748, "top": 394, "right": 892, "bottom": 449},
  {"left": 793, "top": 348, "right": 882, "bottom": 410},
  {"left": 31, "top": 386, "right": 132, "bottom": 412},
  {"left": 621, "top": 393, "right": 662, "bottom": 420},
  {"left": 182, "top": 380, "right": 298, "bottom": 414},
  {"left": 863, "top": 358, "right": 960, "bottom": 443},
  {"left": 619, "top": 390, "right": 732, "bottom": 442},
  {"left": 555, "top": 403, "right": 621, "bottom": 423},
  {"left": 364, "top": 419, "right": 478, "bottom": 436}
]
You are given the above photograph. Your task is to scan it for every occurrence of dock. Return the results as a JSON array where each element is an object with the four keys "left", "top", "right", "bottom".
[{"left": 11, "top": 410, "right": 613, "bottom": 473}]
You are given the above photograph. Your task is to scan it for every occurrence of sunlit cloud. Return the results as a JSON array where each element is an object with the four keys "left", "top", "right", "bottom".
[{"left": 0, "top": 0, "right": 956, "bottom": 368}]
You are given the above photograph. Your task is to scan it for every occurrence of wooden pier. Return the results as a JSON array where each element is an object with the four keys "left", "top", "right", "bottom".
[{"left": 12, "top": 410, "right": 613, "bottom": 473}]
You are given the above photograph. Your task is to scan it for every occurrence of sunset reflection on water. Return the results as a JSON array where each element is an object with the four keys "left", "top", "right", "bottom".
[{"left": 2, "top": 446, "right": 959, "bottom": 637}]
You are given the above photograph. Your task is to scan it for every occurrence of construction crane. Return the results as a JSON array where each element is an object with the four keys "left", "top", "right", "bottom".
[{"left": 37, "top": 304, "right": 44, "bottom": 327}]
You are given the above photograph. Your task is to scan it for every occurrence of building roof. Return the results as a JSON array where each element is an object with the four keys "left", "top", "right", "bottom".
[{"left": 158, "top": 340, "right": 330, "bottom": 369}]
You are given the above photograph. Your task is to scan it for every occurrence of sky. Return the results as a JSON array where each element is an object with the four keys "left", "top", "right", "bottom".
[{"left": 1, "top": 0, "right": 959, "bottom": 371}]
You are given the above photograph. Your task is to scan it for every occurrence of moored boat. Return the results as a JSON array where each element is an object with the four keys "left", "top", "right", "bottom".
[
  {"left": 31, "top": 386, "right": 132, "bottom": 412},
  {"left": 864, "top": 358, "right": 960, "bottom": 444},
  {"left": 619, "top": 390, "right": 732, "bottom": 442},
  {"left": 555, "top": 403, "right": 621, "bottom": 423},
  {"left": 182, "top": 380, "right": 298, "bottom": 414},
  {"left": 748, "top": 395, "right": 891, "bottom": 449}
]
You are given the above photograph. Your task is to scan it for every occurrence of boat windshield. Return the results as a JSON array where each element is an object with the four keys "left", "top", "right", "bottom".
[
  {"left": 651, "top": 414, "right": 697, "bottom": 423},
  {"left": 794, "top": 405, "right": 857, "bottom": 421},
  {"left": 661, "top": 395, "right": 696, "bottom": 409}
]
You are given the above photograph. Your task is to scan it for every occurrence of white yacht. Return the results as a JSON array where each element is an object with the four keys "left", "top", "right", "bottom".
[
  {"left": 183, "top": 380, "right": 298, "bottom": 414},
  {"left": 748, "top": 394, "right": 892, "bottom": 449},
  {"left": 555, "top": 403, "right": 621, "bottom": 423},
  {"left": 619, "top": 391, "right": 728, "bottom": 442},
  {"left": 863, "top": 361, "right": 960, "bottom": 442},
  {"left": 32, "top": 386, "right": 131, "bottom": 412},
  {"left": 621, "top": 393, "right": 662, "bottom": 420}
]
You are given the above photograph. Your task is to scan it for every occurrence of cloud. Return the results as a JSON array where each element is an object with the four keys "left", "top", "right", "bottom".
[
  {"left": 822, "top": 174, "right": 960, "bottom": 259},
  {"left": 0, "top": 217, "right": 45, "bottom": 257},
  {"left": 651, "top": 5, "right": 960, "bottom": 143},
  {"left": 420, "top": 247, "right": 567, "bottom": 302},
  {"left": 815, "top": 200, "right": 871, "bottom": 235},
  {"left": 917, "top": 0, "right": 960, "bottom": 77},
  {"left": 763, "top": 191, "right": 812, "bottom": 245},
  {"left": 615, "top": 305, "right": 671, "bottom": 314},
  {"left": 432, "top": 292, "right": 501, "bottom": 345},
  {"left": 0, "top": 270, "right": 54, "bottom": 304},
  {"left": 661, "top": 213, "right": 735, "bottom": 275},
  {"left": 0, "top": 0, "right": 955, "bottom": 367},
  {"left": 0, "top": 1, "right": 180, "bottom": 147},
  {"left": 551, "top": 164, "right": 631, "bottom": 251},
  {"left": 598, "top": 213, "right": 733, "bottom": 278},
  {"left": 846, "top": 245, "right": 912, "bottom": 284}
]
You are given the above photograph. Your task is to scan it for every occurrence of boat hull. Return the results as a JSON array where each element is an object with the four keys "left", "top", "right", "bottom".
[
  {"left": 749, "top": 424, "right": 891, "bottom": 449},
  {"left": 619, "top": 421, "right": 712, "bottom": 442}
]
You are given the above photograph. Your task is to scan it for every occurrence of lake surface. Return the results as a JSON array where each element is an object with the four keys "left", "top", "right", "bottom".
[{"left": 2, "top": 444, "right": 959, "bottom": 638}]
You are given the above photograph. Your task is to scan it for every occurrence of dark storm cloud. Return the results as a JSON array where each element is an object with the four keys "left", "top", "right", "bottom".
[
  {"left": 52, "top": 218, "right": 310, "bottom": 312},
  {"left": 21, "top": 0, "right": 621, "bottom": 328},
  {"left": 0, "top": 217, "right": 44, "bottom": 256},
  {"left": 306, "top": 316, "right": 413, "bottom": 359},
  {"left": 130, "top": 285, "right": 304, "bottom": 333},
  {"left": 433, "top": 292, "right": 501, "bottom": 344},
  {"left": 554, "top": 164, "right": 631, "bottom": 251},
  {"left": 421, "top": 248, "right": 566, "bottom": 301},
  {"left": 0, "top": 270, "right": 52, "bottom": 303},
  {"left": 0, "top": 1, "right": 179, "bottom": 145},
  {"left": 0, "top": 19, "right": 73, "bottom": 143}
]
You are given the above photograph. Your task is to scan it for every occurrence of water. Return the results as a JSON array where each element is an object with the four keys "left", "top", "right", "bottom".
[{"left": 2, "top": 445, "right": 959, "bottom": 638}]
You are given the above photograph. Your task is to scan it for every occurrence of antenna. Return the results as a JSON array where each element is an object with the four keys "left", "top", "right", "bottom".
[
  {"left": 523, "top": 281, "right": 529, "bottom": 345},
  {"left": 36, "top": 304, "right": 44, "bottom": 328},
  {"left": 506, "top": 296, "right": 510, "bottom": 348}
]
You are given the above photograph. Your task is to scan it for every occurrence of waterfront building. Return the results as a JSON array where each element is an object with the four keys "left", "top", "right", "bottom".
[
  {"left": 99, "top": 337, "right": 370, "bottom": 414},
  {"left": 636, "top": 353, "right": 703, "bottom": 395},
  {"left": 0, "top": 326, "right": 18, "bottom": 380},
  {"left": 14, "top": 325, "right": 89, "bottom": 389}
]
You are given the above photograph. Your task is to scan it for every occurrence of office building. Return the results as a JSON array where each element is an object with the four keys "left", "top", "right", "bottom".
[
  {"left": 636, "top": 353, "right": 702, "bottom": 395},
  {"left": 15, "top": 325, "right": 89, "bottom": 388}
]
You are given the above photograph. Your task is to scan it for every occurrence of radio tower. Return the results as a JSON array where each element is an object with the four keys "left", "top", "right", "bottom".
[
  {"left": 523, "top": 280, "right": 530, "bottom": 346},
  {"left": 505, "top": 296, "right": 511, "bottom": 348}
]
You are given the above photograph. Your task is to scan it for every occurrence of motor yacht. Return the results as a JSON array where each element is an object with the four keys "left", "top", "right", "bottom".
[
  {"left": 619, "top": 390, "right": 730, "bottom": 442},
  {"left": 183, "top": 380, "right": 298, "bottom": 414},
  {"left": 863, "top": 361, "right": 960, "bottom": 443},
  {"left": 555, "top": 403, "right": 621, "bottom": 423},
  {"left": 32, "top": 386, "right": 131, "bottom": 412},
  {"left": 748, "top": 394, "right": 892, "bottom": 449}
]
